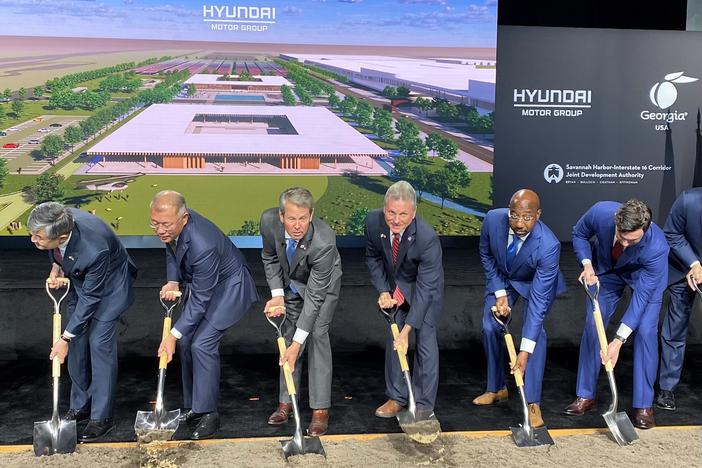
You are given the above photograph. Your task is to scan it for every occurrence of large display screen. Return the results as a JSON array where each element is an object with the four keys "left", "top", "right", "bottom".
[
  {"left": 494, "top": 25, "right": 702, "bottom": 239},
  {"left": 0, "top": 1, "right": 496, "bottom": 244}
]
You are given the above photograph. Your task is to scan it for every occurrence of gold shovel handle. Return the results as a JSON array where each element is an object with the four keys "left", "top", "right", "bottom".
[
  {"left": 504, "top": 332, "right": 524, "bottom": 387},
  {"left": 52, "top": 314, "right": 62, "bottom": 378},
  {"left": 158, "top": 317, "right": 172, "bottom": 369},
  {"left": 390, "top": 323, "right": 409, "bottom": 372},
  {"left": 277, "top": 337, "right": 296, "bottom": 397},
  {"left": 592, "top": 303, "right": 614, "bottom": 372}
]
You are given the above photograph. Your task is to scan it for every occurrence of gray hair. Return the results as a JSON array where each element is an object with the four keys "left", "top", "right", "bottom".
[
  {"left": 150, "top": 190, "right": 187, "bottom": 216},
  {"left": 384, "top": 180, "right": 416, "bottom": 209},
  {"left": 28, "top": 202, "right": 74, "bottom": 239},
  {"left": 279, "top": 187, "right": 314, "bottom": 213}
]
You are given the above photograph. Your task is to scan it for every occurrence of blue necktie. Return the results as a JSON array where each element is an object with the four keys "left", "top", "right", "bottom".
[
  {"left": 506, "top": 235, "right": 522, "bottom": 271},
  {"left": 286, "top": 238, "right": 298, "bottom": 294}
]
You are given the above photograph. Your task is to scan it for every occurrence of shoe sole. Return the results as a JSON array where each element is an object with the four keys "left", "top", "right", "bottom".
[
  {"left": 267, "top": 418, "right": 291, "bottom": 425},
  {"left": 563, "top": 407, "right": 597, "bottom": 416},
  {"left": 79, "top": 425, "right": 115, "bottom": 443},
  {"left": 654, "top": 403, "right": 676, "bottom": 412},
  {"left": 472, "top": 397, "right": 508, "bottom": 406}
]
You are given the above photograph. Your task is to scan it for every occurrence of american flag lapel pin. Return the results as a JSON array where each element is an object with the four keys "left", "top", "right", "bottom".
[
  {"left": 380, "top": 233, "right": 386, "bottom": 239},
  {"left": 68, "top": 255, "right": 75, "bottom": 261}
]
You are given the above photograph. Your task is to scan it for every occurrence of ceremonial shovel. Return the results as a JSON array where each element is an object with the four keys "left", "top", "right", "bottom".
[
  {"left": 265, "top": 306, "right": 325, "bottom": 460},
  {"left": 582, "top": 281, "right": 638, "bottom": 446},
  {"left": 33, "top": 278, "right": 77, "bottom": 456},
  {"left": 491, "top": 308, "right": 554, "bottom": 447},
  {"left": 134, "top": 292, "right": 182, "bottom": 443},
  {"left": 380, "top": 305, "right": 441, "bottom": 444},
  {"left": 689, "top": 274, "right": 702, "bottom": 300}
]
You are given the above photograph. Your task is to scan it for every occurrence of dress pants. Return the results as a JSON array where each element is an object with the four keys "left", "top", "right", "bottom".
[{"left": 659, "top": 278, "right": 696, "bottom": 392}]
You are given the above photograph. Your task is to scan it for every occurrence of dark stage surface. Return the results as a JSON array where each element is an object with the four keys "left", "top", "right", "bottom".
[{"left": 2, "top": 346, "right": 700, "bottom": 445}]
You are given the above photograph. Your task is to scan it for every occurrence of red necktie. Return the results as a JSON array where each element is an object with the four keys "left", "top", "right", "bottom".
[
  {"left": 53, "top": 247, "right": 63, "bottom": 265},
  {"left": 391, "top": 233, "right": 405, "bottom": 305},
  {"left": 611, "top": 240, "right": 624, "bottom": 264}
]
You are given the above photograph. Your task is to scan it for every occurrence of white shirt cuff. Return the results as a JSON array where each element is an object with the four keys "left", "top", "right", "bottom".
[
  {"left": 63, "top": 330, "right": 75, "bottom": 339},
  {"left": 494, "top": 289, "right": 507, "bottom": 298},
  {"left": 616, "top": 323, "right": 633, "bottom": 340},
  {"left": 271, "top": 288, "right": 285, "bottom": 297},
  {"left": 691, "top": 260, "right": 701, "bottom": 268},
  {"left": 581, "top": 259, "right": 592, "bottom": 266},
  {"left": 292, "top": 328, "right": 309, "bottom": 344},
  {"left": 520, "top": 338, "right": 536, "bottom": 354},
  {"left": 171, "top": 327, "right": 183, "bottom": 339}
]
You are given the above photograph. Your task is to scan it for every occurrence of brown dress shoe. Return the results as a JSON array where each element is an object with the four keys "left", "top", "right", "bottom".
[
  {"left": 528, "top": 403, "right": 544, "bottom": 427},
  {"left": 633, "top": 407, "right": 656, "bottom": 429},
  {"left": 375, "top": 399, "right": 404, "bottom": 418},
  {"left": 308, "top": 409, "right": 329, "bottom": 436},
  {"left": 267, "top": 403, "right": 293, "bottom": 425},
  {"left": 564, "top": 397, "right": 596, "bottom": 416},
  {"left": 472, "top": 388, "right": 508, "bottom": 406}
]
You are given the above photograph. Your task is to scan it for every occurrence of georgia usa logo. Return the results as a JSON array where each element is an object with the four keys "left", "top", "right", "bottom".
[{"left": 649, "top": 72, "right": 697, "bottom": 109}]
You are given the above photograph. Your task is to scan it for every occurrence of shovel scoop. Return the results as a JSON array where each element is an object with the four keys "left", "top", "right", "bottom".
[
  {"left": 33, "top": 278, "right": 77, "bottom": 456},
  {"left": 135, "top": 292, "right": 182, "bottom": 443},
  {"left": 381, "top": 305, "right": 441, "bottom": 444},
  {"left": 265, "top": 306, "right": 325, "bottom": 460}
]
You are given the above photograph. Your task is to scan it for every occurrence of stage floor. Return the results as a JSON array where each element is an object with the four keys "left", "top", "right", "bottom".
[{"left": 2, "top": 346, "right": 701, "bottom": 445}]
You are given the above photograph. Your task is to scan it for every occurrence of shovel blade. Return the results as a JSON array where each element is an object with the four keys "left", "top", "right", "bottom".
[
  {"left": 134, "top": 409, "right": 181, "bottom": 443},
  {"left": 397, "top": 409, "right": 441, "bottom": 444},
  {"left": 510, "top": 424, "right": 554, "bottom": 447},
  {"left": 33, "top": 419, "right": 77, "bottom": 456},
  {"left": 602, "top": 411, "right": 639, "bottom": 446},
  {"left": 280, "top": 435, "right": 326, "bottom": 460}
]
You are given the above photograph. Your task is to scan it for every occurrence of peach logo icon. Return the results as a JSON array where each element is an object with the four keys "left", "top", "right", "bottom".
[{"left": 649, "top": 72, "right": 698, "bottom": 109}]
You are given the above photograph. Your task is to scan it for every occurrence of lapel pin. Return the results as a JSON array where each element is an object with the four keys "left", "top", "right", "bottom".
[
  {"left": 380, "top": 233, "right": 386, "bottom": 239},
  {"left": 300, "top": 244, "right": 307, "bottom": 250},
  {"left": 68, "top": 256, "right": 75, "bottom": 261},
  {"left": 407, "top": 236, "right": 413, "bottom": 242}
]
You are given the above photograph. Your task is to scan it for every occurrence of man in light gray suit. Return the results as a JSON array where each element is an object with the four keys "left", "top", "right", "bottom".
[{"left": 260, "top": 187, "right": 342, "bottom": 437}]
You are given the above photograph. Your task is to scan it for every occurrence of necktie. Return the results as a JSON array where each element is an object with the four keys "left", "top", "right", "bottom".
[
  {"left": 53, "top": 247, "right": 63, "bottom": 265},
  {"left": 391, "top": 233, "right": 405, "bottom": 305},
  {"left": 506, "top": 235, "right": 522, "bottom": 271},
  {"left": 611, "top": 240, "right": 624, "bottom": 264},
  {"left": 168, "top": 240, "right": 177, "bottom": 253},
  {"left": 286, "top": 238, "right": 298, "bottom": 294}
]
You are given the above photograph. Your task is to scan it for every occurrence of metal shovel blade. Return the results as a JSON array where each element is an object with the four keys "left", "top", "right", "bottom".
[
  {"left": 134, "top": 409, "right": 181, "bottom": 443},
  {"left": 602, "top": 410, "right": 638, "bottom": 446},
  {"left": 510, "top": 424, "right": 554, "bottom": 447},
  {"left": 281, "top": 435, "right": 326, "bottom": 460},
  {"left": 397, "top": 409, "right": 441, "bottom": 444},
  {"left": 33, "top": 419, "right": 76, "bottom": 456}
]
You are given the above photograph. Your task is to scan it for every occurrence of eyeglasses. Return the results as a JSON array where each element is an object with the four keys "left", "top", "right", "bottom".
[
  {"left": 149, "top": 213, "right": 187, "bottom": 231},
  {"left": 508, "top": 212, "right": 535, "bottom": 223}
]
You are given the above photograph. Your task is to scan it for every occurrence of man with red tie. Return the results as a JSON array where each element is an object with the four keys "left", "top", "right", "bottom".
[
  {"left": 565, "top": 199, "right": 669, "bottom": 429},
  {"left": 365, "top": 181, "right": 444, "bottom": 418}
]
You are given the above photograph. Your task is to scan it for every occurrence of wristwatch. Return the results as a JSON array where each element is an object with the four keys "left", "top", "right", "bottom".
[
  {"left": 60, "top": 335, "right": 72, "bottom": 343},
  {"left": 614, "top": 334, "right": 627, "bottom": 344}
]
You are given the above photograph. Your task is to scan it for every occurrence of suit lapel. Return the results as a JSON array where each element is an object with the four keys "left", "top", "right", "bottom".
[
  {"left": 290, "top": 222, "right": 314, "bottom": 274},
  {"left": 275, "top": 221, "right": 289, "bottom": 277},
  {"left": 498, "top": 213, "right": 509, "bottom": 270},
  {"left": 61, "top": 225, "right": 81, "bottom": 275},
  {"left": 379, "top": 214, "right": 393, "bottom": 269},
  {"left": 394, "top": 219, "right": 416, "bottom": 272},
  {"left": 603, "top": 222, "right": 617, "bottom": 269},
  {"left": 511, "top": 222, "right": 540, "bottom": 272},
  {"left": 175, "top": 222, "right": 190, "bottom": 267}
]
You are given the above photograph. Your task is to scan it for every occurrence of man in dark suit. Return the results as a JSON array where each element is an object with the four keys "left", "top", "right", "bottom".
[
  {"left": 365, "top": 180, "right": 444, "bottom": 418},
  {"left": 260, "top": 187, "right": 342, "bottom": 436},
  {"left": 565, "top": 199, "right": 669, "bottom": 429},
  {"left": 152, "top": 191, "right": 258, "bottom": 440},
  {"left": 656, "top": 188, "right": 702, "bottom": 411},
  {"left": 475, "top": 189, "right": 566, "bottom": 427},
  {"left": 28, "top": 202, "right": 137, "bottom": 441}
]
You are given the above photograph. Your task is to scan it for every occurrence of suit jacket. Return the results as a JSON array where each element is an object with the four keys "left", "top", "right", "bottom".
[
  {"left": 663, "top": 188, "right": 702, "bottom": 285},
  {"left": 167, "top": 210, "right": 258, "bottom": 336},
  {"left": 260, "top": 208, "right": 342, "bottom": 333},
  {"left": 572, "top": 201, "right": 669, "bottom": 331},
  {"left": 365, "top": 209, "right": 444, "bottom": 329},
  {"left": 50, "top": 208, "right": 137, "bottom": 335},
  {"left": 479, "top": 208, "right": 567, "bottom": 342}
]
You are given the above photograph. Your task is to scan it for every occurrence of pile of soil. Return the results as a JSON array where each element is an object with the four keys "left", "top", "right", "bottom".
[{"left": 3, "top": 428, "right": 699, "bottom": 467}]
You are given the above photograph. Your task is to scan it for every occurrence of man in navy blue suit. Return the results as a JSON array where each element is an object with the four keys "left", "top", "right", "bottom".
[
  {"left": 152, "top": 191, "right": 258, "bottom": 440},
  {"left": 365, "top": 180, "right": 444, "bottom": 419},
  {"left": 475, "top": 189, "right": 566, "bottom": 428},
  {"left": 656, "top": 188, "right": 702, "bottom": 411},
  {"left": 565, "top": 199, "right": 669, "bottom": 429},
  {"left": 29, "top": 202, "right": 137, "bottom": 442}
]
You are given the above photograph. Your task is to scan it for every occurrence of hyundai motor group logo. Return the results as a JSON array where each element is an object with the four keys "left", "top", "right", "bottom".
[
  {"left": 543, "top": 164, "right": 564, "bottom": 183},
  {"left": 649, "top": 72, "right": 698, "bottom": 109}
]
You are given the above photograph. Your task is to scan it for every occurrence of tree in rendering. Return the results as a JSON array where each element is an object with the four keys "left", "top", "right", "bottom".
[
  {"left": 425, "top": 133, "right": 442, "bottom": 156},
  {"left": 33, "top": 86, "right": 44, "bottom": 99},
  {"left": 34, "top": 173, "right": 65, "bottom": 202},
  {"left": 347, "top": 207, "right": 369, "bottom": 235},
  {"left": 64, "top": 125, "right": 83, "bottom": 149},
  {"left": 429, "top": 160, "right": 470, "bottom": 209},
  {"left": 18, "top": 88, "right": 27, "bottom": 100},
  {"left": 437, "top": 138, "right": 459, "bottom": 160},
  {"left": 11, "top": 100, "right": 24, "bottom": 119},
  {"left": 0, "top": 159, "right": 8, "bottom": 189},
  {"left": 41, "top": 134, "right": 65, "bottom": 160}
]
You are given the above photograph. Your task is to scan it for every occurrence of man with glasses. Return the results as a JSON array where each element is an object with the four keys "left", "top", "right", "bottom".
[
  {"left": 28, "top": 202, "right": 137, "bottom": 441},
  {"left": 365, "top": 180, "right": 444, "bottom": 420},
  {"left": 260, "top": 187, "right": 342, "bottom": 436},
  {"left": 151, "top": 190, "right": 258, "bottom": 439},
  {"left": 565, "top": 199, "right": 668, "bottom": 429},
  {"left": 474, "top": 189, "right": 565, "bottom": 428}
]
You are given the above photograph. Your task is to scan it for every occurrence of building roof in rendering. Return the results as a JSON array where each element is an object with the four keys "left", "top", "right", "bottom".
[
  {"left": 87, "top": 104, "right": 386, "bottom": 156},
  {"left": 183, "top": 74, "right": 292, "bottom": 87}
]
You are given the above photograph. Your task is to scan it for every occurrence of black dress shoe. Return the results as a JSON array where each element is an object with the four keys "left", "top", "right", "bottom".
[
  {"left": 191, "top": 412, "right": 219, "bottom": 440},
  {"left": 63, "top": 407, "right": 90, "bottom": 423},
  {"left": 655, "top": 390, "right": 676, "bottom": 411},
  {"left": 80, "top": 418, "right": 115, "bottom": 442},
  {"left": 180, "top": 409, "right": 204, "bottom": 425}
]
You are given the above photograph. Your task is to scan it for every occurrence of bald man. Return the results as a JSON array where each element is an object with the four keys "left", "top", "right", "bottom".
[
  {"left": 474, "top": 189, "right": 566, "bottom": 427},
  {"left": 151, "top": 191, "right": 258, "bottom": 440}
]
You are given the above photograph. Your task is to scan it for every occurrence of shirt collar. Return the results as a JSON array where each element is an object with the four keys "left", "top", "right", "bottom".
[
  {"left": 389, "top": 229, "right": 406, "bottom": 240},
  {"left": 509, "top": 228, "right": 529, "bottom": 242},
  {"left": 59, "top": 231, "right": 72, "bottom": 254}
]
